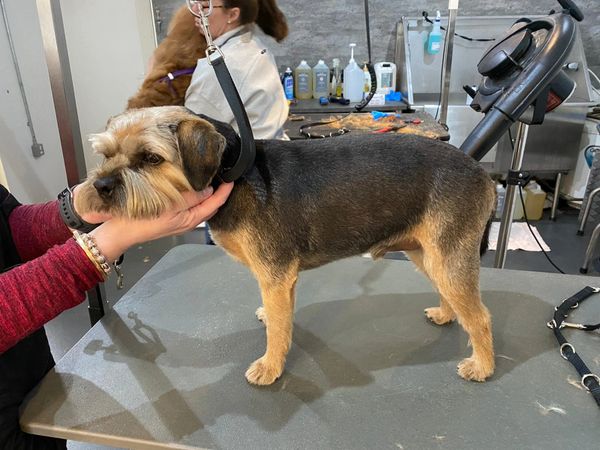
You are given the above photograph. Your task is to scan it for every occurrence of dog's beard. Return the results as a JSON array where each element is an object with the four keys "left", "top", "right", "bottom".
[{"left": 78, "top": 163, "right": 193, "bottom": 220}]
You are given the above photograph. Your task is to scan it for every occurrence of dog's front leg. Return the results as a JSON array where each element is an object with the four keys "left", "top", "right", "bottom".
[{"left": 246, "top": 270, "right": 298, "bottom": 385}]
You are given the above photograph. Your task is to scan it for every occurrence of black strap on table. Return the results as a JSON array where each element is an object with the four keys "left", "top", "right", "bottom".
[
  {"left": 209, "top": 53, "right": 255, "bottom": 183},
  {"left": 547, "top": 286, "right": 600, "bottom": 407}
]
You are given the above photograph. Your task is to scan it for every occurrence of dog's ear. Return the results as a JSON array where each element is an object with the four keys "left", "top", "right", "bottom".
[{"left": 175, "top": 119, "right": 226, "bottom": 190}]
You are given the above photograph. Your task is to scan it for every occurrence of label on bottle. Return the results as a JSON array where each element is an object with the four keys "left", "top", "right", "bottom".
[
  {"left": 297, "top": 73, "right": 310, "bottom": 93},
  {"left": 315, "top": 71, "right": 328, "bottom": 93},
  {"left": 284, "top": 76, "right": 294, "bottom": 100},
  {"left": 431, "top": 41, "right": 441, "bottom": 52},
  {"left": 381, "top": 72, "right": 392, "bottom": 88}
]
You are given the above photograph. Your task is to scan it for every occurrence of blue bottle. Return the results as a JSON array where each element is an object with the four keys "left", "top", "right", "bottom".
[
  {"left": 427, "top": 11, "right": 442, "bottom": 55},
  {"left": 283, "top": 67, "right": 294, "bottom": 100}
]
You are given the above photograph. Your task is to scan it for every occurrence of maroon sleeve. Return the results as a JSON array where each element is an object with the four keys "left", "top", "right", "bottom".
[
  {"left": 0, "top": 239, "right": 103, "bottom": 353},
  {"left": 9, "top": 200, "right": 72, "bottom": 262}
]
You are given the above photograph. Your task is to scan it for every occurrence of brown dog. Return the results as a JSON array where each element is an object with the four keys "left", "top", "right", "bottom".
[
  {"left": 76, "top": 106, "right": 497, "bottom": 386},
  {"left": 126, "top": 6, "right": 206, "bottom": 109}
]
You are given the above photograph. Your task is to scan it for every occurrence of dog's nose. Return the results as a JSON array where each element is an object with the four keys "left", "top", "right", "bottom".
[{"left": 93, "top": 176, "right": 117, "bottom": 199}]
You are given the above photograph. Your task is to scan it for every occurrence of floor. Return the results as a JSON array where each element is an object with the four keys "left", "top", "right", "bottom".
[{"left": 42, "top": 204, "right": 599, "bottom": 450}]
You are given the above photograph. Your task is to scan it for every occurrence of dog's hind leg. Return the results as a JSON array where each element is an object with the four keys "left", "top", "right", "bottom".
[
  {"left": 419, "top": 241, "right": 494, "bottom": 382},
  {"left": 405, "top": 249, "right": 457, "bottom": 325},
  {"left": 245, "top": 265, "right": 299, "bottom": 385}
]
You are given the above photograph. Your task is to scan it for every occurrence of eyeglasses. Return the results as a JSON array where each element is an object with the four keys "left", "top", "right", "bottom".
[{"left": 201, "top": 5, "right": 224, "bottom": 12}]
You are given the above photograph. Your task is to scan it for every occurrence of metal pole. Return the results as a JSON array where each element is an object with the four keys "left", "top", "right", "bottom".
[
  {"left": 494, "top": 122, "right": 529, "bottom": 268},
  {"left": 36, "top": 0, "right": 106, "bottom": 324},
  {"left": 439, "top": 1, "right": 458, "bottom": 126},
  {"left": 1, "top": 0, "right": 44, "bottom": 157},
  {"left": 35, "top": 0, "right": 86, "bottom": 186}
]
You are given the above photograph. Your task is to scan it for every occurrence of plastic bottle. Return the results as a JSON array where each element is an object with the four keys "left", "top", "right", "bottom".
[
  {"left": 524, "top": 181, "right": 547, "bottom": 220},
  {"left": 427, "top": 11, "right": 442, "bottom": 55},
  {"left": 495, "top": 183, "right": 506, "bottom": 219},
  {"left": 294, "top": 60, "right": 313, "bottom": 100},
  {"left": 363, "top": 63, "right": 371, "bottom": 98},
  {"left": 282, "top": 67, "right": 294, "bottom": 100},
  {"left": 331, "top": 58, "right": 341, "bottom": 96},
  {"left": 312, "top": 60, "right": 330, "bottom": 99},
  {"left": 343, "top": 43, "right": 364, "bottom": 102}
]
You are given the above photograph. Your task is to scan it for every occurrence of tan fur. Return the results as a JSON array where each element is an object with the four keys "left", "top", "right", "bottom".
[
  {"left": 126, "top": 6, "right": 206, "bottom": 109},
  {"left": 77, "top": 106, "right": 496, "bottom": 386}
]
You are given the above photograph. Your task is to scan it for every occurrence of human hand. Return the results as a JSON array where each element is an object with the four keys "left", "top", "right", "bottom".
[{"left": 89, "top": 182, "right": 234, "bottom": 261}]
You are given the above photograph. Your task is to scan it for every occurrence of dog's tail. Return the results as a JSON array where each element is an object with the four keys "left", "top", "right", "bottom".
[{"left": 479, "top": 216, "right": 493, "bottom": 257}]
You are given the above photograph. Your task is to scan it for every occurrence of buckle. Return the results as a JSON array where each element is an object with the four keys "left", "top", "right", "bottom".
[
  {"left": 581, "top": 374, "right": 600, "bottom": 391},
  {"left": 559, "top": 342, "right": 575, "bottom": 360}
]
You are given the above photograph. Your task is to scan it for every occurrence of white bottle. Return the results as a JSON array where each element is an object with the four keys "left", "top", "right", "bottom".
[
  {"left": 343, "top": 43, "right": 364, "bottom": 102},
  {"left": 312, "top": 60, "right": 330, "bottom": 99},
  {"left": 495, "top": 184, "right": 506, "bottom": 219}
]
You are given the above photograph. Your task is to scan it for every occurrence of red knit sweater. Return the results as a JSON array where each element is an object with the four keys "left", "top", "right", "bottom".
[{"left": 0, "top": 200, "right": 103, "bottom": 353}]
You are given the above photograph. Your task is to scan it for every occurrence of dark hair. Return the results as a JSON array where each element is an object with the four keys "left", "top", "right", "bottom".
[{"left": 223, "top": 0, "right": 288, "bottom": 42}]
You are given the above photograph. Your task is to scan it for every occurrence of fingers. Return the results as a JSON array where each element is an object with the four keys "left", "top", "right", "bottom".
[
  {"left": 180, "top": 186, "right": 214, "bottom": 208},
  {"left": 188, "top": 182, "right": 233, "bottom": 220}
]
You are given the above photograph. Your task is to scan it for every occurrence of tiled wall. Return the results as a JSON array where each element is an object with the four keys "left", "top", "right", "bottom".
[{"left": 153, "top": 1, "right": 600, "bottom": 75}]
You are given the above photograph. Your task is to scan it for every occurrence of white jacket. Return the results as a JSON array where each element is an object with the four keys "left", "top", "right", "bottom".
[{"left": 184, "top": 26, "right": 289, "bottom": 140}]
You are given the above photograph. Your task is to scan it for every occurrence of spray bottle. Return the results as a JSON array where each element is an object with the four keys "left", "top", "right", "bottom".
[
  {"left": 343, "top": 43, "right": 364, "bottom": 102},
  {"left": 427, "top": 11, "right": 442, "bottom": 55},
  {"left": 282, "top": 67, "right": 294, "bottom": 100}
]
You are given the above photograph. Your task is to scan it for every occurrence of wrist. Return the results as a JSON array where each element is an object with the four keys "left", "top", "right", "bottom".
[{"left": 58, "top": 186, "right": 99, "bottom": 232}]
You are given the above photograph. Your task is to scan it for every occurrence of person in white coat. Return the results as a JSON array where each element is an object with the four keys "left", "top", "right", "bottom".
[{"left": 185, "top": 0, "right": 289, "bottom": 140}]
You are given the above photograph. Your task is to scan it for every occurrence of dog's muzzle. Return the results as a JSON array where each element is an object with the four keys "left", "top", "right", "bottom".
[{"left": 93, "top": 175, "right": 118, "bottom": 200}]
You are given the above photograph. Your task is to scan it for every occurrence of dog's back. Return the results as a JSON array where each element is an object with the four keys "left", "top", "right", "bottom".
[{"left": 210, "top": 133, "right": 495, "bottom": 270}]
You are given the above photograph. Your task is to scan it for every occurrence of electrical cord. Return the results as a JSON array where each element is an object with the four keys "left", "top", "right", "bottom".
[
  {"left": 507, "top": 127, "right": 566, "bottom": 273},
  {"left": 422, "top": 11, "right": 495, "bottom": 42}
]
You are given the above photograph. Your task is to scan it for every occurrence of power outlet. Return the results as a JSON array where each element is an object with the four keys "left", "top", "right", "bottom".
[{"left": 31, "top": 143, "right": 44, "bottom": 158}]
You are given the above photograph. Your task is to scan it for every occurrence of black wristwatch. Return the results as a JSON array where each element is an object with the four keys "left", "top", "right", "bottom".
[{"left": 58, "top": 187, "right": 99, "bottom": 233}]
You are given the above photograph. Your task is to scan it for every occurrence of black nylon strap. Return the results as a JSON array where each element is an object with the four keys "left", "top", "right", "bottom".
[
  {"left": 210, "top": 54, "right": 255, "bottom": 182},
  {"left": 549, "top": 286, "right": 600, "bottom": 407}
]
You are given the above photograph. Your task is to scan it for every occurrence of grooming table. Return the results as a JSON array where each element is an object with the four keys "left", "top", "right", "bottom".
[
  {"left": 285, "top": 110, "right": 450, "bottom": 141},
  {"left": 20, "top": 245, "right": 600, "bottom": 449}
]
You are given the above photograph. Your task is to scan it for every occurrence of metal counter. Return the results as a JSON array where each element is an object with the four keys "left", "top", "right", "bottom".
[{"left": 21, "top": 245, "right": 600, "bottom": 449}]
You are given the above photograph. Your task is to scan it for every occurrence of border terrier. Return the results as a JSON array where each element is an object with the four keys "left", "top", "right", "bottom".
[{"left": 76, "top": 106, "right": 497, "bottom": 385}]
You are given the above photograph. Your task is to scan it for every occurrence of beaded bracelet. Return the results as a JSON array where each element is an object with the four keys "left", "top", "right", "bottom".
[{"left": 73, "top": 231, "right": 111, "bottom": 279}]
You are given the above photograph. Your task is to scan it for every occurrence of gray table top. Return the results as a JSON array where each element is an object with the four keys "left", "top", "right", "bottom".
[{"left": 21, "top": 245, "right": 600, "bottom": 449}]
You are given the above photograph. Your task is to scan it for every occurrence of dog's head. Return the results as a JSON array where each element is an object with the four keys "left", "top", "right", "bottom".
[{"left": 75, "top": 106, "right": 226, "bottom": 219}]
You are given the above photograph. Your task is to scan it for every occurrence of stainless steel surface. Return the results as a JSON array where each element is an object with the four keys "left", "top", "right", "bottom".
[
  {"left": 396, "top": 15, "right": 594, "bottom": 176},
  {"left": 495, "top": 122, "right": 529, "bottom": 269},
  {"left": 395, "top": 17, "right": 414, "bottom": 106},
  {"left": 35, "top": 0, "right": 86, "bottom": 186},
  {"left": 493, "top": 106, "right": 588, "bottom": 175},
  {"left": 439, "top": 8, "right": 458, "bottom": 126},
  {"left": 20, "top": 245, "right": 600, "bottom": 449},
  {"left": 1, "top": 0, "right": 44, "bottom": 158}
]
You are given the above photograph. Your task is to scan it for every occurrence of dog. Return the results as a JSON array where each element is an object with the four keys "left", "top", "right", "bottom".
[
  {"left": 126, "top": 6, "right": 206, "bottom": 109},
  {"left": 76, "top": 106, "right": 497, "bottom": 386}
]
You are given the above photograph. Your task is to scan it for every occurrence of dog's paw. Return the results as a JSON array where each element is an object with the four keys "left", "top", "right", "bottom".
[
  {"left": 255, "top": 306, "right": 267, "bottom": 325},
  {"left": 424, "top": 307, "right": 456, "bottom": 325},
  {"left": 457, "top": 357, "right": 494, "bottom": 382},
  {"left": 245, "top": 357, "right": 283, "bottom": 385}
]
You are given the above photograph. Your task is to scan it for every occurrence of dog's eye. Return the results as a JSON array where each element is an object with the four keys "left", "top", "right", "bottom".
[{"left": 143, "top": 152, "right": 164, "bottom": 165}]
